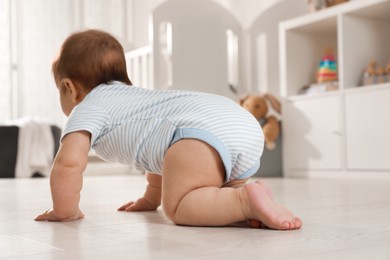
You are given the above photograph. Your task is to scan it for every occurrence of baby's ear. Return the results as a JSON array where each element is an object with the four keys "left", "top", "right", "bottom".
[{"left": 63, "top": 78, "right": 81, "bottom": 103}]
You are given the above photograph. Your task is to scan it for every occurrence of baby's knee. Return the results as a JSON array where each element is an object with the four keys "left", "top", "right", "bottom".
[
  {"left": 162, "top": 204, "right": 174, "bottom": 221},
  {"left": 162, "top": 198, "right": 181, "bottom": 224}
]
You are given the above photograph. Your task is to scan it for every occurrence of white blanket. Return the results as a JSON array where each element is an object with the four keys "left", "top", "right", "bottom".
[{"left": 5, "top": 118, "right": 55, "bottom": 178}]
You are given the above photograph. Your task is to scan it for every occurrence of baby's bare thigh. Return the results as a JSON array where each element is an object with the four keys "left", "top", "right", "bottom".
[{"left": 161, "top": 139, "right": 225, "bottom": 210}]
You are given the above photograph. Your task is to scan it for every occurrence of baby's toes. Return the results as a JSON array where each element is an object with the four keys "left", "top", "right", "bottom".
[
  {"left": 293, "top": 217, "right": 302, "bottom": 229},
  {"left": 280, "top": 220, "right": 291, "bottom": 230},
  {"left": 280, "top": 217, "right": 301, "bottom": 230}
]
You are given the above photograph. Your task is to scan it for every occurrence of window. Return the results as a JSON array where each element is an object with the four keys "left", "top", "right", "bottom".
[
  {"left": 0, "top": 0, "right": 131, "bottom": 126},
  {"left": 257, "top": 33, "right": 268, "bottom": 93},
  {"left": 158, "top": 21, "right": 173, "bottom": 88},
  {"left": 0, "top": 0, "right": 11, "bottom": 121},
  {"left": 226, "top": 29, "right": 238, "bottom": 93}
]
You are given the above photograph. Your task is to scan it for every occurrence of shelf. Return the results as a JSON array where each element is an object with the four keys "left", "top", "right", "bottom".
[
  {"left": 282, "top": 0, "right": 390, "bottom": 31},
  {"left": 286, "top": 82, "right": 390, "bottom": 101},
  {"left": 280, "top": 0, "right": 390, "bottom": 177},
  {"left": 281, "top": 0, "right": 390, "bottom": 98},
  {"left": 344, "top": 82, "right": 390, "bottom": 94},
  {"left": 282, "top": 18, "right": 338, "bottom": 97},
  {"left": 283, "top": 13, "right": 338, "bottom": 33},
  {"left": 341, "top": 11, "right": 390, "bottom": 90},
  {"left": 286, "top": 90, "right": 340, "bottom": 102}
]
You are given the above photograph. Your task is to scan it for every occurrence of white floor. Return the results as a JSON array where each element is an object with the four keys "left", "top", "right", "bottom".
[{"left": 1, "top": 174, "right": 390, "bottom": 259}]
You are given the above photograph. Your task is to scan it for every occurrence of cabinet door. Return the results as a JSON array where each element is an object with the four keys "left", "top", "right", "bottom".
[
  {"left": 345, "top": 87, "right": 390, "bottom": 170},
  {"left": 283, "top": 95, "right": 342, "bottom": 170}
]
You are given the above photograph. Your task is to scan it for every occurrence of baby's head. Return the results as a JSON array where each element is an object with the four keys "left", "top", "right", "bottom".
[{"left": 52, "top": 29, "right": 132, "bottom": 91}]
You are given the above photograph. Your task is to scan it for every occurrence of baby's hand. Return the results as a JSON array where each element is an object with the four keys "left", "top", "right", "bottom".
[
  {"left": 34, "top": 209, "right": 84, "bottom": 222},
  {"left": 118, "top": 197, "right": 159, "bottom": 212}
]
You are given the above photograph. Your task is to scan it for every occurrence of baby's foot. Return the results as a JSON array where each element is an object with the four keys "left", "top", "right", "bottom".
[
  {"left": 254, "top": 180, "right": 274, "bottom": 200},
  {"left": 242, "top": 181, "right": 302, "bottom": 230}
]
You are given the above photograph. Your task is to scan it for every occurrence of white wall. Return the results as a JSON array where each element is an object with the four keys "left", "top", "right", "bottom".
[
  {"left": 130, "top": 0, "right": 280, "bottom": 48},
  {"left": 127, "top": 0, "right": 284, "bottom": 97},
  {"left": 152, "top": 0, "right": 242, "bottom": 98},
  {"left": 247, "top": 0, "right": 307, "bottom": 96},
  {"left": 216, "top": 0, "right": 282, "bottom": 28}
]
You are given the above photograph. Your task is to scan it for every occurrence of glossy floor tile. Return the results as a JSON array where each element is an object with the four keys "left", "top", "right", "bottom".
[{"left": 1, "top": 175, "right": 390, "bottom": 259}]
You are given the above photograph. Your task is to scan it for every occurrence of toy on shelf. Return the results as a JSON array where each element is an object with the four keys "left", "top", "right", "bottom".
[
  {"left": 362, "top": 60, "right": 390, "bottom": 86},
  {"left": 299, "top": 81, "right": 338, "bottom": 95},
  {"left": 362, "top": 60, "right": 377, "bottom": 86},
  {"left": 317, "top": 48, "right": 337, "bottom": 83},
  {"left": 307, "top": 0, "right": 348, "bottom": 12},
  {"left": 376, "top": 66, "right": 386, "bottom": 84},
  {"left": 326, "top": 0, "right": 349, "bottom": 7},
  {"left": 307, "top": 0, "right": 327, "bottom": 12},
  {"left": 298, "top": 48, "right": 339, "bottom": 95}
]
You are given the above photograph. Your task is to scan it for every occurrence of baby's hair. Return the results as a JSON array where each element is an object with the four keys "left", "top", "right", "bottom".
[{"left": 52, "top": 29, "right": 132, "bottom": 90}]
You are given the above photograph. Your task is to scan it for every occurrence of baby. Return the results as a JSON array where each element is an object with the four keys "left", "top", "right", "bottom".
[{"left": 35, "top": 29, "right": 302, "bottom": 230}]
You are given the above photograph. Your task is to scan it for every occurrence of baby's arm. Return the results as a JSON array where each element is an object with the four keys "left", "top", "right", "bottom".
[
  {"left": 35, "top": 131, "right": 90, "bottom": 221},
  {"left": 118, "top": 172, "right": 162, "bottom": 211}
]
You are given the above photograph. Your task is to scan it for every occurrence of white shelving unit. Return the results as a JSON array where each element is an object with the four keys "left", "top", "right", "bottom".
[{"left": 279, "top": 0, "right": 390, "bottom": 179}]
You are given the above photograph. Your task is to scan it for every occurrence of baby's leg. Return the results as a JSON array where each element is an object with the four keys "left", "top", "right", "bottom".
[
  {"left": 162, "top": 139, "right": 301, "bottom": 229},
  {"left": 162, "top": 139, "right": 242, "bottom": 226}
]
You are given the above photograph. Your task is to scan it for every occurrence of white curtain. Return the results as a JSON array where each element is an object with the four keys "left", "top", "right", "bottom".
[
  {"left": 18, "top": 0, "right": 73, "bottom": 126},
  {"left": 0, "top": 0, "right": 11, "bottom": 121},
  {"left": 0, "top": 0, "right": 131, "bottom": 127}
]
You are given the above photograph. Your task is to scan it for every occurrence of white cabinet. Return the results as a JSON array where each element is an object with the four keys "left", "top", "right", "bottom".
[
  {"left": 345, "top": 86, "right": 390, "bottom": 170},
  {"left": 279, "top": 0, "right": 390, "bottom": 178},
  {"left": 283, "top": 95, "right": 342, "bottom": 171}
]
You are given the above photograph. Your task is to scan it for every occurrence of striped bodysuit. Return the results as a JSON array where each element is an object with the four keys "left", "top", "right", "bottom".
[{"left": 62, "top": 82, "right": 264, "bottom": 182}]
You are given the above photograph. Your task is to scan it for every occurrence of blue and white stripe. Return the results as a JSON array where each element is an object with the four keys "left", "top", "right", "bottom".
[{"left": 62, "top": 82, "right": 264, "bottom": 182}]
